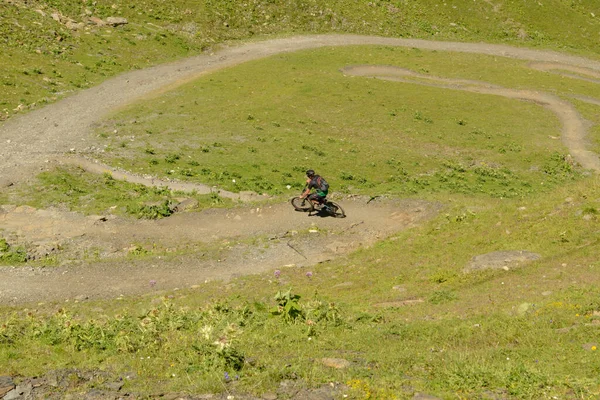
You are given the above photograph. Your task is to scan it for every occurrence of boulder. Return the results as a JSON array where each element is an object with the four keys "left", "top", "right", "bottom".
[
  {"left": 88, "top": 16, "right": 105, "bottom": 26},
  {"left": 0, "top": 376, "right": 15, "bottom": 397},
  {"left": 105, "top": 17, "right": 128, "bottom": 26},
  {"left": 171, "top": 198, "right": 199, "bottom": 212}
]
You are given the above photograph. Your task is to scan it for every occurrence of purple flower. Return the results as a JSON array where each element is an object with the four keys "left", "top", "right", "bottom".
[
  {"left": 149, "top": 280, "right": 157, "bottom": 287},
  {"left": 306, "top": 271, "right": 313, "bottom": 278},
  {"left": 224, "top": 372, "right": 230, "bottom": 381},
  {"left": 274, "top": 270, "right": 281, "bottom": 278}
]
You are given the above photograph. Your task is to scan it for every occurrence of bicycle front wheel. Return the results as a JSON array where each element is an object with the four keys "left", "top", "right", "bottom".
[{"left": 291, "top": 197, "right": 314, "bottom": 213}]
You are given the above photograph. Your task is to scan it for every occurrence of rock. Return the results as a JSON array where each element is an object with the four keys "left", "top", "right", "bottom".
[
  {"left": 88, "top": 16, "right": 105, "bottom": 26},
  {"left": 105, "top": 17, "right": 128, "bottom": 26},
  {"left": 262, "top": 393, "right": 277, "bottom": 400},
  {"left": 516, "top": 302, "right": 532, "bottom": 316},
  {"left": 65, "top": 21, "right": 85, "bottom": 30},
  {"left": 104, "top": 381, "right": 123, "bottom": 391},
  {"left": 0, "top": 376, "right": 15, "bottom": 397},
  {"left": 4, "top": 382, "right": 33, "bottom": 400},
  {"left": 172, "top": 198, "right": 199, "bottom": 212},
  {"left": 464, "top": 250, "right": 541, "bottom": 272},
  {"left": 320, "top": 358, "right": 351, "bottom": 369}
]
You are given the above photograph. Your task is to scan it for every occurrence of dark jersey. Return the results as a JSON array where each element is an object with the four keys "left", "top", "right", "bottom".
[{"left": 308, "top": 175, "right": 329, "bottom": 193}]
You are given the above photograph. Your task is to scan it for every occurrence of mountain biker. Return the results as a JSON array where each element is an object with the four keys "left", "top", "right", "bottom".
[{"left": 300, "top": 169, "right": 329, "bottom": 207}]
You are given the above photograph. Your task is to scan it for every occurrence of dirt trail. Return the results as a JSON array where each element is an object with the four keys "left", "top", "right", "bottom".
[
  {"left": 1, "top": 34, "right": 600, "bottom": 306},
  {"left": 0, "top": 198, "right": 440, "bottom": 304}
]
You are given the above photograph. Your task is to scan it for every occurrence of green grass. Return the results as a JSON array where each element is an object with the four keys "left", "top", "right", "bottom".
[
  {"left": 94, "top": 46, "right": 585, "bottom": 199},
  {"left": 0, "top": 239, "right": 28, "bottom": 264},
  {"left": 2, "top": 165, "right": 232, "bottom": 218}
]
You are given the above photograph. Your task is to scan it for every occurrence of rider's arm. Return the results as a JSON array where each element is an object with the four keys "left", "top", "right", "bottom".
[{"left": 300, "top": 179, "right": 311, "bottom": 198}]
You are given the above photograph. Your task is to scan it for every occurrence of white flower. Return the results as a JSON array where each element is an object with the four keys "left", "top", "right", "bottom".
[{"left": 200, "top": 325, "right": 213, "bottom": 340}]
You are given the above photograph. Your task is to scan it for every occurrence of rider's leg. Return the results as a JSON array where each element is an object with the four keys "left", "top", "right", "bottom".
[{"left": 308, "top": 193, "right": 320, "bottom": 206}]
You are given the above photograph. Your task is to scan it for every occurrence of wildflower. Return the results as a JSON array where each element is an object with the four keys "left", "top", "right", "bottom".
[
  {"left": 274, "top": 270, "right": 281, "bottom": 278},
  {"left": 592, "top": 346, "right": 597, "bottom": 351},
  {"left": 214, "top": 336, "right": 229, "bottom": 351},
  {"left": 200, "top": 325, "right": 213, "bottom": 340},
  {"left": 306, "top": 271, "right": 313, "bottom": 278},
  {"left": 149, "top": 280, "right": 157, "bottom": 287},
  {"left": 224, "top": 372, "right": 230, "bottom": 381}
]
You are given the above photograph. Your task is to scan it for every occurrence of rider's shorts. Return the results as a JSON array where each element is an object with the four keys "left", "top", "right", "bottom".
[{"left": 309, "top": 190, "right": 328, "bottom": 203}]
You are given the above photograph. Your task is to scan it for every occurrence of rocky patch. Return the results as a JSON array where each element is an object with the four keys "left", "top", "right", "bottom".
[{"left": 464, "top": 250, "right": 541, "bottom": 273}]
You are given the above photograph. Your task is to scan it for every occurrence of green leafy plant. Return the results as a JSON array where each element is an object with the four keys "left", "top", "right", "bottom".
[
  {"left": 429, "top": 289, "right": 458, "bottom": 304},
  {"left": 0, "top": 239, "right": 27, "bottom": 264},
  {"left": 270, "top": 288, "right": 304, "bottom": 323},
  {"left": 126, "top": 199, "right": 174, "bottom": 219}
]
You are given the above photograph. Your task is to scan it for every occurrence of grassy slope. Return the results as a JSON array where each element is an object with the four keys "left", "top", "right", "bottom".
[
  {"left": 1, "top": 0, "right": 600, "bottom": 121},
  {"left": 2, "top": 0, "right": 600, "bottom": 399},
  {"left": 93, "top": 46, "right": 584, "bottom": 199}
]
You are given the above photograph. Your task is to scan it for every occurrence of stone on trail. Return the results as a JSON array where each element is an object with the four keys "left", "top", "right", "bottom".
[{"left": 0, "top": 376, "right": 15, "bottom": 397}]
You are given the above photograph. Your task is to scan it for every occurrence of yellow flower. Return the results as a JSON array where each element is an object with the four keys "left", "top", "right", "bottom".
[{"left": 592, "top": 346, "right": 597, "bottom": 351}]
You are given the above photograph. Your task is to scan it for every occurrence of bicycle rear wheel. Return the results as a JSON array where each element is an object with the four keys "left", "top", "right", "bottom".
[
  {"left": 326, "top": 201, "right": 346, "bottom": 218},
  {"left": 291, "top": 197, "right": 314, "bottom": 212}
]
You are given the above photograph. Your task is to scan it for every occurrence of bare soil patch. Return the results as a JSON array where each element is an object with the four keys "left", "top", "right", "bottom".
[{"left": 0, "top": 197, "right": 441, "bottom": 305}]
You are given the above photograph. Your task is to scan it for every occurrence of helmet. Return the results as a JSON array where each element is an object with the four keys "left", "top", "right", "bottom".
[{"left": 306, "top": 169, "right": 315, "bottom": 177}]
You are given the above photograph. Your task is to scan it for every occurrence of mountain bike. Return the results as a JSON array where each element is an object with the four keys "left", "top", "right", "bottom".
[{"left": 291, "top": 196, "right": 346, "bottom": 218}]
